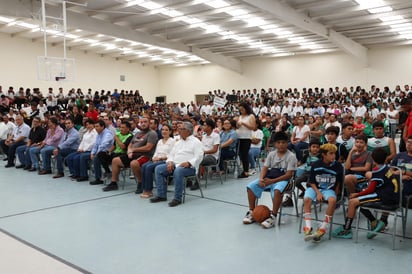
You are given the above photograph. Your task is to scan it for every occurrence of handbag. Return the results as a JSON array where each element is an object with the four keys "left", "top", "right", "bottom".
[{"left": 265, "top": 168, "right": 286, "bottom": 179}]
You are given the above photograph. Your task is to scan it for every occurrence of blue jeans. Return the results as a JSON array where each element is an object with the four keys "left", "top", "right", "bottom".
[
  {"left": 66, "top": 151, "right": 91, "bottom": 177},
  {"left": 29, "top": 146, "right": 41, "bottom": 169},
  {"left": 93, "top": 154, "right": 103, "bottom": 180},
  {"left": 154, "top": 163, "right": 196, "bottom": 201},
  {"left": 40, "top": 145, "right": 56, "bottom": 171},
  {"left": 55, "top": 148, "right": 77, "bottom": 174},
  {"left": 248, "top": 147, "right": 261, "bottom": 169},
  {"left": 141, "top": 161, "right": 165, "bottom": 191},
  {"left": 219, "top": 149, "right": 236, "bottom": 171},
  {"left": 16, "top": 145, "right": 32, "bottom": 167}
]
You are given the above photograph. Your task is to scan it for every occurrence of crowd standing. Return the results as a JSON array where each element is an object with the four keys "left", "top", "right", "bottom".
[{"left": 1, "top": 84, "right": 412, "bottom": 241}]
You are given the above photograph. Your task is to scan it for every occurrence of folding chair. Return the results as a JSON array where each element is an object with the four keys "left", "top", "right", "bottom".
[
  {"left": 224, "top": 141, "right": 240, "bottom": 180},
  {"left": 255, "top": 149, "right": 267, "bottom": 172},
  {"left": 298, "top": 164, "right": 346, "bottom": 240},
  {"left": 403, "top": 194, "right": 412, "bottom": 237},
  {"left": 354, "top": 166, "right": 404, "bottom": 249},
  {"left": 201, "top": 146, "right": 223, "bottom": 188},
  {"left": 256, "top": 172, "right": 299, "bottom": 225},
  {"left": 119, "top": 167, "right": 132, "bottom": 190},
  {"left": 278, "top": 172, "right": 299, "bottom": 224},
  {"left": 167, "top": 168, "right": 204, "bottom": 203}
]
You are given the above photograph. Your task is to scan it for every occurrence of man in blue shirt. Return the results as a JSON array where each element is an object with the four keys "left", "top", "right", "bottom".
[
  {"left": 50, "top": 118, "right": 80, "bottom": 178},
  {"left": 90, "top": 120, "right": 115, "bottom": 185}
]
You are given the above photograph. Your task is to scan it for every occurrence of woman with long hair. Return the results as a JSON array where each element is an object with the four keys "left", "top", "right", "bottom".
[{"left": 235, "top": 102, "right": 256, "bottom": 178}]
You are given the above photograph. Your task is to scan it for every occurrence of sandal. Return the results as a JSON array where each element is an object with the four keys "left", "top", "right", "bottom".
[{"left": 140, "top": 192, "right": 153, "bottom": 198}]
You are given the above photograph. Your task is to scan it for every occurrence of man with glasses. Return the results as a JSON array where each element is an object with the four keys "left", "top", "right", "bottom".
[
  {"left": 150, "top": 121, "right": 203, "bottom": 207},
  {"left": 0, "top": 115, "right": 30, "bottom": 167}
]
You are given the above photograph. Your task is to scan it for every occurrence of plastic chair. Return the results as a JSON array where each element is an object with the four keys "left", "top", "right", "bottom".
[
  {"left": 298, "top": 164, "right": 346, "bottom": 240},
  {"left": 354, "top": 166, "right": 404, "bottom": 249}
]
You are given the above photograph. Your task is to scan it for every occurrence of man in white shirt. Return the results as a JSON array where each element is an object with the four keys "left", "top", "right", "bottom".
[
  {"left": 191, "top": 118, "right": 220, "bottom": 190},
  {"left": 0, "top": 115, "right": 15, "bottom": 141},
  {"left": 354, "top": 101, "right": 367, "bottom": 118},
  {"left": 0, "top": 115, "right": 30, "bottom": 167},
  {"left": 151, "top": 121, "right": 203, "bottom": 207}
]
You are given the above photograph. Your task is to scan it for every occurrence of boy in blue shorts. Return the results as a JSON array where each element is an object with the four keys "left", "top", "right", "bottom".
[
  {"left": 242, "top": 132, "right": 297, "bottom": 229},
  {"left": 303, "top": 143, "right": 344, "bottom": 242},
  {"left": 333, "top": 147, "right": 400, "bottom": 239}
]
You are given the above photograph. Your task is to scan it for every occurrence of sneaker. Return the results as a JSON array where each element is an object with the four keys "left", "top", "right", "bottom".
[
  {"left": 312, "top": 228, "right": 326, "bottom": 243},
  {"left": 129, "top": 175, "right": 135, "bottom": 179},
  {"left": 367, "top": 220, "right": 385, "bottom": 239},
  {"left": 333, "top": 226, "right": 352, "bottom": 239},
  {"left": 102, "top": 182, "right": 118, "bottom": 192},
  {"left": 303, "top": 227, "right": 315, "bottom": 241},
  {"left": 243, "top": 210, "right": 255, "bottom": 224},
  {"left": 249, "top": 169, "right": 257, "bottom": 175},
  {"left": 282, "top": 197, "right": 294, "bottom": 207},
  {"left": 261, "top": 213, "right": 276, "bottom": 229}
]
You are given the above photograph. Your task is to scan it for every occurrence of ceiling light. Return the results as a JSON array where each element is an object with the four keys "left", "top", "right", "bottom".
[
  {"left": 159, "top": 8, "right": 183, "bottom": 17},
  {"left": 259, "top": 24, "right": 278, "bottom": 30},
  {"left": 180, "top": 16, "right": 202, "bottom": 25},
  {"left": 205, "top": 0, "right": 230, "bottom": 9},
  {"left": 125, "top": 0, "right": 145, "bottom": 7},
  {"left": 201, "top": 24, "right": 222, "bottom": 33},
  {"left": 379, "top": 15, "right": 404, "bottom": 22},
  {"left": 368, "top": 6, "right": 392, "bottom": 14},
  {"left": 245, "top": 17, "right": 266, "bottom": 28},
  {"left": 355, "top": 0, "right": 385, "bottom": 9},
  {"left": 0, "top": 16, "right": 14, "bottom": 23},
  {"left": 139, "top": 1, "right": 162, "bottom": 10},
  {"left": 226, "top": 9, "right": 248, "bottom": 17},
  {"left": 16, "top": 22, "right": 38, "bottom": 29}
]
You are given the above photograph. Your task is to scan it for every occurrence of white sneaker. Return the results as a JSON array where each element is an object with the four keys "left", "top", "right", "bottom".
[
  {"left": 243, "top": 210, "right": 255, "bottom": 224},
  {"left": 261, "top": 213, "right": 276, "bottom": 229},
  {"left": 249, "top": 169, "right": 257, "bottom": 175},
  {"left": 129, "top": 175, "right": 135, "bottom": 179}
]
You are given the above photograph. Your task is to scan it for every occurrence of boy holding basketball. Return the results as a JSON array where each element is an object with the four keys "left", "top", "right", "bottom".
[
  {"left": 303, "top": 143, "right": 344, "bottom": 242},
  {"left": 243, "top": 131, "right": 297, "bottom": 229}
]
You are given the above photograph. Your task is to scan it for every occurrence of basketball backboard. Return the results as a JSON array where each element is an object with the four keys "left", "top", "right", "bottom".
[{"left": 37, "top": 56, "right": 76, "bottom": 81}]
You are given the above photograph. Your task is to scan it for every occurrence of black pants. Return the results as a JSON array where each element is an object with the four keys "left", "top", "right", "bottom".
[{"left": 238, "top": 139, "right": 251, "bottom": 173}]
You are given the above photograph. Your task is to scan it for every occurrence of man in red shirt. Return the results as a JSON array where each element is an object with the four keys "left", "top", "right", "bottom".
[{"left": 86, "top": 104, "right": 99, "bottom": 122}]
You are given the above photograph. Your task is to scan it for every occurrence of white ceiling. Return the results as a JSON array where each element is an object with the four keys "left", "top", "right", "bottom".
[{"left": 1, "top": 0, "right": 412, "bottom": 73}]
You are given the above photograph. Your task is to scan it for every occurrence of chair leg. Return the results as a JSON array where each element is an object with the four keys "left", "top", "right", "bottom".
[
  {"left": 298, "top": 202, "right": 304, "bottom": 233},
  {"left": 355, "top": 207, "right": 361, "bottom": 243}
]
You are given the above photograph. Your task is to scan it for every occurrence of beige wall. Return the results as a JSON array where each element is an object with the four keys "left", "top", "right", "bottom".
[
  {"left": 158, "top": 46, "right": 412, "bottom": 103},
  {"left": 0, "top": 33, "right": 159, "bottom": 102},
  {"left": 1, "top": 32, "right": 412, "bottom": 105}
]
